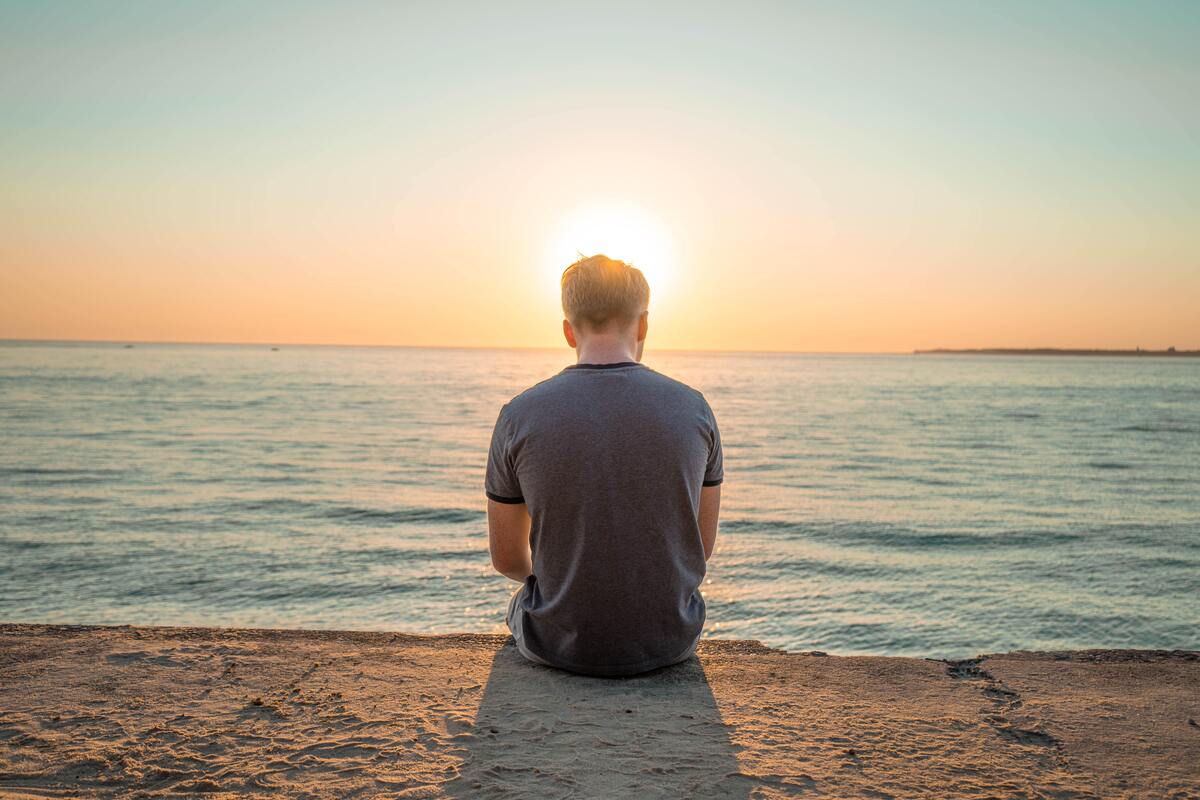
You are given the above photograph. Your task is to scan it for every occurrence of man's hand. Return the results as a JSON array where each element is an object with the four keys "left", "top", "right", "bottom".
[
  {"left": 487, "top": 499, "right": 533, "bottom": 582},
  {"left": 699, "top": 484, "right": 721, "bottom": 561}
]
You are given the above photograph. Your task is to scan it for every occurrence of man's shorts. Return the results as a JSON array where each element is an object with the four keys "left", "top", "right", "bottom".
[
  {"left": 506, "top": 585, "right": 554, "bottom": 667},
  {"left": 505, "top": 584, "right": 701, "bottom": 673}
]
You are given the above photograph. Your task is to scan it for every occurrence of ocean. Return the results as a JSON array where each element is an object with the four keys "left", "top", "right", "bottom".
[{"left": 1, "top": 341, "right": 1196, "bottom": 658}]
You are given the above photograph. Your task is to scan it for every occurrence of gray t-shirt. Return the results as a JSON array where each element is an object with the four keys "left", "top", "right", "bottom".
[{"left": 485, "top": 361, "right": 723, "bottom": 676}]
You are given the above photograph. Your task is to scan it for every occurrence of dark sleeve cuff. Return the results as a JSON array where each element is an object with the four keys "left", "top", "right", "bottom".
[
  {"left": 486, "top": 491, "right": 526, "bottom": 504},
  {"left": 702, "top": 478, "right": 723, "bottom": 487}
]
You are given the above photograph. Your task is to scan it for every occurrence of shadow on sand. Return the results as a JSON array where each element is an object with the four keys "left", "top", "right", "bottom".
[{"left": 446, "top": 640, "right": 749, "bottom": 799}]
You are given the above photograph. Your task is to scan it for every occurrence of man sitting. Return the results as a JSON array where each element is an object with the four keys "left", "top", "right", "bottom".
[{"left": 485, "top": 254, "right": 723, "bottom": 676}]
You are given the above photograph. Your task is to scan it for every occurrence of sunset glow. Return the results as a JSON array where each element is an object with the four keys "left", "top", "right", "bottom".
[{"left": 1, "top": 3, "right": 1197, "bottom": 352}]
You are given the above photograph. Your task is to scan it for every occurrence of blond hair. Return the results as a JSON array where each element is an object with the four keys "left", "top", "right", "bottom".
[{"left": 560, "top": 254, "right": 650, "bottom": 331}]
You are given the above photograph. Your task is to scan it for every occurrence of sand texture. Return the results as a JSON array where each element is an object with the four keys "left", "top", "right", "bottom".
[{"left": 0, "top": 625, "right": 1196, "bottom": 799}]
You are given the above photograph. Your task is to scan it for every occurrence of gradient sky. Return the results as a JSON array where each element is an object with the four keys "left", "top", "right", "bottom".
[{"left": 2, "top": 1, "right": 1197, "bottom": 351}]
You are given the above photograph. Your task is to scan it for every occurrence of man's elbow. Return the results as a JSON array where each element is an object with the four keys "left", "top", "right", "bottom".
[
  {"left": 489, "top": 552, "right": 511, "bottom": 576},
  {"left": 490, "top": 552, "right": 528, "bottom": 581}
]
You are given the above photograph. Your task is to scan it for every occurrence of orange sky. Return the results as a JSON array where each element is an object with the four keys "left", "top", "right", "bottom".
[{"left": 2, "top": 3, "right": 1197, "bottom": 352}]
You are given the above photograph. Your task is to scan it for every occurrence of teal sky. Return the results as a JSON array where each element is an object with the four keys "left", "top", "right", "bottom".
[{"left": 2, "top": 1, "right": 1197, "bottom": 350}]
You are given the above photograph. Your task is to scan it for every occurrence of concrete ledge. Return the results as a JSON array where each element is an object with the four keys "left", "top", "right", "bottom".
[{"left": 1, "top": 624, "right": 1196, "bottom": 798}]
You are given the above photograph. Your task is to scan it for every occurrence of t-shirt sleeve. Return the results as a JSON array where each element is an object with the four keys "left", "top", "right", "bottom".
[
  {"left": 485, "top": 405, "right": 525, "bottom": 504},
  {"left": 703, "top": 402, "right": 724, "bottom": 487}
]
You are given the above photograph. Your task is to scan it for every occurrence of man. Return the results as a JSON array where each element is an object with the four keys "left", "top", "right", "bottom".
[{"left": 484, "top": 254, "right": 723, "bottom": 677}]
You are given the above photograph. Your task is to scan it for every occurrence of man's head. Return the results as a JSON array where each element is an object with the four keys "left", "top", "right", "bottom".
[{"left": 560, "top": 254, "right": 650, "bottom": 359}]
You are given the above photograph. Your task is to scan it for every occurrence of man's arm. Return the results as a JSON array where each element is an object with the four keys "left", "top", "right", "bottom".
[
  {"left": 488, "top": 499, "right": 533, "bottom": 582},
  {"left": 698, "top": 484, "right": 721, "bottom": 561}
]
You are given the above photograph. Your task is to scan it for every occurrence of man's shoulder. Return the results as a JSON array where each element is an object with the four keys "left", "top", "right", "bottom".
[
  {"left": 636, "top": 365, "right": 708, "bottom": 404},
  {"left": 503, "top": 371, "right": 567, "bottom": 408},
  {"left": 496, "top": 372, "right": 562, "bottom": 424}
]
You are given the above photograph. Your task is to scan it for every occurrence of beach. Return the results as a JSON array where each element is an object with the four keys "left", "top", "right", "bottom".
[{"left": 0, "top": 625, "right": 1196, "bottom": 798}]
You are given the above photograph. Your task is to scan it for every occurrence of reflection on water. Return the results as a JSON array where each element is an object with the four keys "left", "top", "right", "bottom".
[{"left": 1, "top": 341, "right": 1197, "bottom": 657}]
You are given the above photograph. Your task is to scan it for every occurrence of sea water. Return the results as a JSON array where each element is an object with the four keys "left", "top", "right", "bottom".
[{"left": 1, "top": 341, "right": 1196, "bottom": 658}]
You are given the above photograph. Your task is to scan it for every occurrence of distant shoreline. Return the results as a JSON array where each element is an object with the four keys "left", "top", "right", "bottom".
[{"left": 916, "top": 348, "right": 1200, "bottom": 357}]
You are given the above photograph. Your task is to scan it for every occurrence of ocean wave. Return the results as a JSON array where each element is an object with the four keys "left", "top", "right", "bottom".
[
  {"left": 736, "top": 461, "right": 785, "bottom": 473},
  {"left": 866, "top": 473, "right": 964, "bottom": 487},
  {"left": 72, "top": 430, "right": 136, "bottom": 439},
  {"left": 338, "top": 546, "right": 482, "bottom": 564},
  {"left": 0, "top": 538, "right": 54, "bottom": 551},
  {"left": 720, "top": 517, "right": 1084, "bottom": 549},
  {"left": 1116, "top": 424, "right": 1197, "bottom": 434},
  {"left": 224, "top": 579, "right": 428, "bottom": 603},
  {"left": 211, "top": 498, "right": 482, "bottom": 526},
  {"left": 319, "top": 505, "right": 482, "bottom": 525},
  {"left": 724, "top": 517, "right": 1200, "bottom": 553},
  {"left": 0, "top": 466, "right": 126, "bottom": 486},
  {"left": 0, "top": 467, "right": 125, "bottom": 476},
  {"left": 722, "top": 555, "right": 902, "bottom": 580}
]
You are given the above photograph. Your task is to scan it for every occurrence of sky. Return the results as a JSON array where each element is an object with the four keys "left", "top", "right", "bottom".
[{"left": 1, "top": 1, "right": 1197, "bottom": 352}]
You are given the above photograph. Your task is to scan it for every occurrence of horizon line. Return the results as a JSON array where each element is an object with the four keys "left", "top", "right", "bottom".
[
  {"left": 3, "top": 337, "right": 1193, "bottom": 357},
  {"left": 0, "top": 336, "right": 913, "bottom": 357}
]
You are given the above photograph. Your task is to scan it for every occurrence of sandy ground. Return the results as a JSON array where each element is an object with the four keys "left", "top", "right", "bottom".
[{"left": 0, "top": 625, "right": 1196, "bottom": 799}]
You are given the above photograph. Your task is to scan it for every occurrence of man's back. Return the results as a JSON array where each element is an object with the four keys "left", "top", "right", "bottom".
[{"left": 486, "top": 361, "right": 723, "bottom": 676}]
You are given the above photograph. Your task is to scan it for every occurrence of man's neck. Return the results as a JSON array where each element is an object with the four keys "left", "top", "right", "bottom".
[{"left": 575, "top": 336, "right": 639, "bottom": 365}]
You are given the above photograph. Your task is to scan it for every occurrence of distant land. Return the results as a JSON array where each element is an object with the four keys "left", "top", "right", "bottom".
[{"left": 915, "top": 348, "right": 1200, "bottom": 357}]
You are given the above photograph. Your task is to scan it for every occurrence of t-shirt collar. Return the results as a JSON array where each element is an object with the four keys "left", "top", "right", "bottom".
[{"left": 565, "top": 361, "right": 642, "bottom": 370}]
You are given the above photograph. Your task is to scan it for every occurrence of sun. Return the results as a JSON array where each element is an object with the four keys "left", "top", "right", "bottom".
[{"left": 544, "top": 206, "right": 676, "bottom": 307}]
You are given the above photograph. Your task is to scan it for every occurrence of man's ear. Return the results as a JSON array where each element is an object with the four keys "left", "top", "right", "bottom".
[
  {"left": 563, "top": 319, "right": 578, "bottom": 349},
  {"left": 636, "top": 311, "right": 648, "bottom": 343}
]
